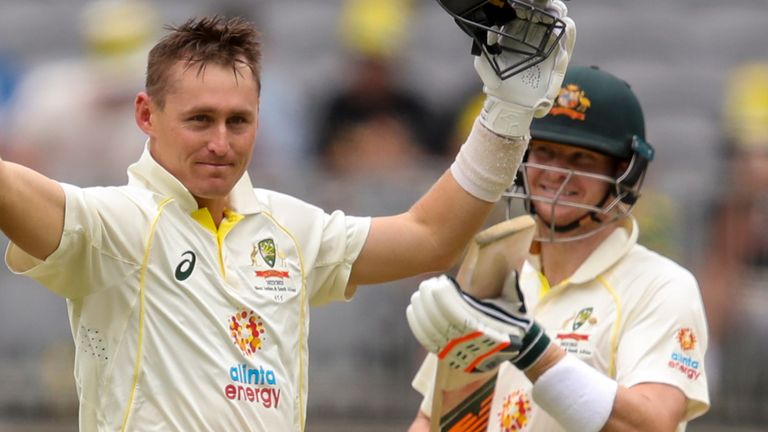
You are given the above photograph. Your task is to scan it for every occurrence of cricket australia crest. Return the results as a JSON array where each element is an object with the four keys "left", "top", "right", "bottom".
[
  {"left": 257, "top": 238, "right": 276, "bottom": 268},
  {"left": 244, "top": 237, "right": 296, "bottom": 304}
]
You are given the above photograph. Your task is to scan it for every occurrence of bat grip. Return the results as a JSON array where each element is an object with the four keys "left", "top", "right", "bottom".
[{"left": 430, "top": 360, "right": 448, "bottom": 432}]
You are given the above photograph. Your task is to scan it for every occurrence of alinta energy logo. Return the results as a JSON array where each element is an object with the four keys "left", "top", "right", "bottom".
[
  {"left": 677, "top": 327, "right": 697, "bottom": 351},
  {"left": 229, "top": 310, "right": 266, "bottom": 357},
  {"left": 224, "top": 310, "right": 281, "bottom": 409},
  {"left": 224, "top": 363, "right": 281, "bottom": 409},
  {"left": 498, "top": 390, "right": 532, "bottom": 432},
  {"left": 668, "top": 327, "right": 702, "bottom": 381}
]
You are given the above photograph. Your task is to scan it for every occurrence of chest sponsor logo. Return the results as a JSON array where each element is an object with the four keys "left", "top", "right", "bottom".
[
  {"left": 174, "top": 250, "right": 196, "bottom": 281},
  {"left": 668, "top": 327, "right": 702, "bottom": 381},
  {"left": 498, "top": 390, "right": 532, "bottom": 431},
  {"left": 223, "top": 363, "right": 281, "bottom": 409},
  {"left": 248, "top": 239, "right": 296, "bottom": 303},
  {"left": 554, "top": 307, "right": 597, "bottom": 356},
  {"left": 229, "top": 310, "right": 267, "bottom": 357}
]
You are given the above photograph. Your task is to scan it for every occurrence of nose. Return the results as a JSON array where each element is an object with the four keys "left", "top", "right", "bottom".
[
  {"left": 207, "top": 122, "right": 230, "bottom": 156},
  {"left": 537, "top": 162, "right": 569, "bottom": 183}
]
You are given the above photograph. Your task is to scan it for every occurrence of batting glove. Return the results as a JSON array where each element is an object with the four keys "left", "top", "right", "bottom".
[
  {"left": 475, "top": 0, "right": 576, "bottom": 138},
  {"left": 407, "top": 273, "right": 551, "bottom": 374}
]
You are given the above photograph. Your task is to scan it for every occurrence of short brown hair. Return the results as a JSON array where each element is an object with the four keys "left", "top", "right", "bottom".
[{"left": 145, "top": 16, "right": 262, "bottom": 108}]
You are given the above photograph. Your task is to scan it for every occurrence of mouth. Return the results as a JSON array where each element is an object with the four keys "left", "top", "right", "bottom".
[
  {"left": 197, "top": 161, "right": 234, "bottom": 169},
  {"left": 537, "top": 183, "right": 578, "bottom": 199}
]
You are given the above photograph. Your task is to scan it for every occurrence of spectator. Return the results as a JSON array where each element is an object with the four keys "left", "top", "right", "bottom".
[{"left": 313, "top": 0, "right": 441, "bottom": 175}]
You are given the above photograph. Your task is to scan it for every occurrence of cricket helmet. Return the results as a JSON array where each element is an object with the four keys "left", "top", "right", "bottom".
[
  {"left": 435, "top": 0, "right": 568, "bottom": 79},
  {"left": 506, "top": 65, "right": 655, "bottom": 242}
]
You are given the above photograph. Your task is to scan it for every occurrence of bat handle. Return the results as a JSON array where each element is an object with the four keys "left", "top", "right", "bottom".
[{"left": 430, "top": 359, "right": 448, "bottom": 432}]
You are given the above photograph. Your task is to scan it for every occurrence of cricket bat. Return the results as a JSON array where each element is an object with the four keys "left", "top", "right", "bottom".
[{"left": 430, "top": 215, "right": 536, "bottom": 432}]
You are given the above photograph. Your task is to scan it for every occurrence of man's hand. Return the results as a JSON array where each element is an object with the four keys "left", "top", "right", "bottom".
[
  {"left": 406, "top": 272, "right": 551, "bottom": 374},
  {"left": 475, "top": 0, "right": 576, "bottom": 137}
]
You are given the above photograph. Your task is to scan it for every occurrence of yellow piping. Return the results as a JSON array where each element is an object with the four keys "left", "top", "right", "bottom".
[
  {"left": 596, "top": 274, "right": 622, "bottom": 379},
  {"left": 260, "top": 211, "right": 307, "bottom": 431},
  {"left": 120, "top": 197, "right": 173, "bottom": 432},
  {"left": 537, "top": 271, "right": 622, "bottom": 379}
]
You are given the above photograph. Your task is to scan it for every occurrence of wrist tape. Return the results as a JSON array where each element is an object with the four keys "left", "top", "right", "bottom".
[
  {"left": 512, "top": 322, "right": 551, "bottom": 370},
  {"left": 532, "top": 354, "right": 619, "bottom": 432},
  {"left": 450, "top": 117, "right": 528, "bottom": 202}
]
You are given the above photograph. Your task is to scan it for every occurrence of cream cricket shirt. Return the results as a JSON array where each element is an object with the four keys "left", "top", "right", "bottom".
[
  {"left": 6, "top": 148, "right": 371, "bottom": 431},
  {"left": 414, "top": 218, "right": 710, "bottom": 431}
]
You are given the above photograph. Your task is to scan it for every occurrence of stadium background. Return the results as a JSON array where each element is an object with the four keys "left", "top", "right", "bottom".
[{"left": 0, "top": 0, "right": 767, "bottom": 430}]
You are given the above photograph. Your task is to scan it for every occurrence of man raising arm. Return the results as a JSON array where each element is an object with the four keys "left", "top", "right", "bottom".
[{"left": 2, "top": 4, "right": 574, "bottom": 431}]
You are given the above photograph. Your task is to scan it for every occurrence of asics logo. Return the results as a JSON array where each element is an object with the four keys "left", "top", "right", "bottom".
[{"left": 175, "top": 251, "right": 197, "bottom": 281}]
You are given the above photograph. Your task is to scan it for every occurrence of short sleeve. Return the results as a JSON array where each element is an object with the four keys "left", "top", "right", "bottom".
[
  {"left": 307, "top": 212, "right": 371, "bottom": 306},
  {"left": 5, "top": 183, "right": 142, "bottom": 299},
  {"left": 615, "top": 268, "right": 710, "bottom": 421}
]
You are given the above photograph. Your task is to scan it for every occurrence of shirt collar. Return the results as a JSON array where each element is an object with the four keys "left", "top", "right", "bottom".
[
  {"left": 567, "top": 216, "right": 638, "bottom": 284},
  {"left": 126, "top": 142, "right": 263, "bottom": 215},
  {"left": 527, "top": 216, "right": 639, "bottom": 285}
]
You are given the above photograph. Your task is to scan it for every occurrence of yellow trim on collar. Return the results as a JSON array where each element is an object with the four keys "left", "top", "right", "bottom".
[
  {"left": 190, "top": 208, "right": 245, "bottom": 278},
  {"left": 537, "top": 271, "right": 551, "bottom": 299}
]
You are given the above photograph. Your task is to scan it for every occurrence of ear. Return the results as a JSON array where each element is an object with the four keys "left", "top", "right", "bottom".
[{"left": 134, "top": 92, "right": 154, "bottom": 136}]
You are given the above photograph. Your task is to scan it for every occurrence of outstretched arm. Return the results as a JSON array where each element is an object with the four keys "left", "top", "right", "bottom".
[{"left": 0, "top": 155, "right": 65, "bottom": 260}]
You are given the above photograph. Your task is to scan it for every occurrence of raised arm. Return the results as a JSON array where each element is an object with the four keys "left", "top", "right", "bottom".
[
  {"left": 348, "top": 0, "right": 575, "bottom": 287},
  {"left": 0, "top": 154, "right": 65, "bottom": 260},
  {"left": 348, "top": 127, "right": 511, "bottom": 286}
]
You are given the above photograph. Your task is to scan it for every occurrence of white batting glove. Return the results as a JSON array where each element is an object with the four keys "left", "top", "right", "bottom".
[
  {"left": 407, "top": 273, "right": 551, "bottom": 373},
  {"left": 475, "top": 0, "right": 576, "bottom": 138}
]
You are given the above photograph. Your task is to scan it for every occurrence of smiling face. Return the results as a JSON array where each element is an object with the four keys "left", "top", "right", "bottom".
[
  {"left": 135, "top": 60, "right": 259, "bottom": 209},
  {"left": 525, "top": 140, "right": 618, "bottom": 231}
]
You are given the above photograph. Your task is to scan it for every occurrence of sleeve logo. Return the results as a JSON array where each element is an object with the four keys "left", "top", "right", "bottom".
[
  {"left": 677, "top": 327, "right": 697, "bottom": 351},
  {"left": 668, "top": 327, "right": 702, "bottom": 380}
]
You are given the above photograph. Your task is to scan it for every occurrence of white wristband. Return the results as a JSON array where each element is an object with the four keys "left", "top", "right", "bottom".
[
  {"left": 450, "top": 118, "right": 528, "bottom": 202},
  {"left": 532, "top": 354, "right": 618, "bottom": 432}
]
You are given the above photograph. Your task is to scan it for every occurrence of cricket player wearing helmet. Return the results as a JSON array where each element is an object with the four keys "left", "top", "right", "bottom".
[{"left": 408, "top": 66, "right": 710, "bottom": 431}]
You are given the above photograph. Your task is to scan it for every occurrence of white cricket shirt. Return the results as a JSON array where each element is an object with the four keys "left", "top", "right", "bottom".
[
  {"left": 414, "top": 217, "right": 710, "bottom": 431},
  {"left": 6, "top": 147, "right": 371, "bottom": 431}
]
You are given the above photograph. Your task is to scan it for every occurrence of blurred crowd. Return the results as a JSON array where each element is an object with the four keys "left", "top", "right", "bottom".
[{"left": 0, "top": 0, "right": 767, "bottom": 429}]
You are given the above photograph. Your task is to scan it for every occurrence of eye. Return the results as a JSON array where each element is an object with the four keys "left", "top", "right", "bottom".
[
  {"left": 189, "top": 114, "right": 211, "bottom": 123},
  {"left": 227, "top": 116, "right": 248, "bottom": 125},
  {"left": 530, "top": 145, "right": 555, "bottom": 162},
  {"left": 568, "top": 152, "right": 600, "bottom": 170}
]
